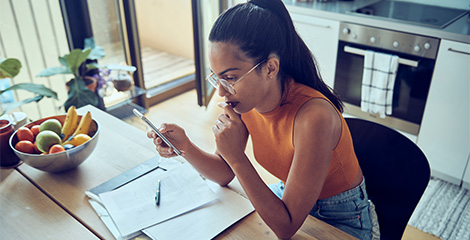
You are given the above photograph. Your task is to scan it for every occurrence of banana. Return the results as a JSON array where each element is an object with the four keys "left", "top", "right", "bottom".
[
  {"left": 61, "top": 106, "right": 79, "bottom": 141},
  {"left": 62, "top": 111, "right": 93, "bottom": 145}
]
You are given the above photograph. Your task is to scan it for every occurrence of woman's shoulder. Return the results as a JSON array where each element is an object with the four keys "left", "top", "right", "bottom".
[
  {"left": 294, "top": 97, "right": 343, "bottom": 148},
  {"left": 292, "top": 80, "right": 342, "bottom": 132},
  {"left": 297, "top": 97, "right": 339, "bottom": 124}
]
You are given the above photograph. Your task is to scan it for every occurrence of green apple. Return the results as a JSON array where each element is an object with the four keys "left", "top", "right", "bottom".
[
  {"left": 36, "top": 130, "right": 61, "bottom": 153},
  {"left": 39, "top": 119, "right": 62, "bottom": 136}
]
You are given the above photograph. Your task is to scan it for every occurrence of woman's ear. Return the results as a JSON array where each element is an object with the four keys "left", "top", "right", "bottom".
[
  {"left": 266, "top": 57, "right": 280, "bottom": 80},
  {"left": 266, "top": 56, "right": 279, "bottom": 79}
]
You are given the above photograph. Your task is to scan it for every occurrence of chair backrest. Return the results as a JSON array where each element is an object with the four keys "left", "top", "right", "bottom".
[{"left": 344, "top": 118, "right": 430, "bottom": 240}]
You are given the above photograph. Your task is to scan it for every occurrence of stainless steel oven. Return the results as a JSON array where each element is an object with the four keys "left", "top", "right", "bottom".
[{"left": 333, "top": 22, "right": 440, "bottom": 135}]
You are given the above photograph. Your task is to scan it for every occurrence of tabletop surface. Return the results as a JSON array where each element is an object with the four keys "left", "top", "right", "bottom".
[
  {"left": 0, "top": 169, "right": 98, "bottom": 240},
  {"left": 8, "top": 105, "right": 356, "bottom": 240}
]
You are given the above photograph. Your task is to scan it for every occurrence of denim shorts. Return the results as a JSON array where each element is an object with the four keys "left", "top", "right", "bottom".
[{"left": 269, "top": 178, "right": 380, "bottom": 240}]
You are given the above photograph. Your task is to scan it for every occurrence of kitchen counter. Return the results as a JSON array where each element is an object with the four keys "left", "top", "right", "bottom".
[{"left": 283, "top": 0, "right": 470, "bottom": 43}]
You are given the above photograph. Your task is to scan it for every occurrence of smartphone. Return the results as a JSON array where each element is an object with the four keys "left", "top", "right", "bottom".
[{"left": 133, "top": 109, "right": 181, "bottom": 156}]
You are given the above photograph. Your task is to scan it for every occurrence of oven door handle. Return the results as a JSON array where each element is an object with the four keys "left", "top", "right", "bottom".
[{"left": 344, "top": 46, "right": 419, "bottom": 67}]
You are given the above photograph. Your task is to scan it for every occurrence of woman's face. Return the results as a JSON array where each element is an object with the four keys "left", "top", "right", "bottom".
[{"left": 208, "top": 42, "right": 269, "bottom": 114}]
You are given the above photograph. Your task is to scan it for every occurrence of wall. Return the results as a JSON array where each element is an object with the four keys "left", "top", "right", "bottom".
[{"left": 135, "top": 0, "right": 194, "bottom": 59}]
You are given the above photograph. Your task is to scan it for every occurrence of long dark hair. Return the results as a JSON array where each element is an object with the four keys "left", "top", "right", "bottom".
[{"left": 209, "top": 0, "right": 343, "bottom": 112}]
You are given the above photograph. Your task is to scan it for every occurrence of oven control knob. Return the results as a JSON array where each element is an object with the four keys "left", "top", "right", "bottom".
[
  {"left": 414, "top": 45, "right": 421, "bottom": 52},
  {"left": 342, "top": 28, "right": 351, "bottom": 35},
  {"left": 424, "top": 43, "right": 431, "bottom": 50},
  {"left": 393, "top": 41, "right": 400, "bottom": 48},
  {"left": 370, "top": 36, "right": 376, "bottom": 44}
]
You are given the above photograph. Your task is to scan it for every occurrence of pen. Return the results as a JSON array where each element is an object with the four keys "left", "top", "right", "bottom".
[{"left": 155, "top": 179, "right": 161, "bottom": 206}]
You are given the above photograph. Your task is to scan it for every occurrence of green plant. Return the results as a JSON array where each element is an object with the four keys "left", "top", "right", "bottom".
[
  {"left": 0, "top": 58, "right": 58, "bottom": 116},
  {"left": 37, "top": 38, "right": 136, "bottom": 111}
]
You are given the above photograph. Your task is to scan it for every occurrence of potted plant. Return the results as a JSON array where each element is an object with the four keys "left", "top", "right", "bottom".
[
  {"left": 0, "top": 58, "right": 57, "bottom": 167},
  {"left": 37, "top": 38, "right": 136, "bottom": 111},
  {"left": 0, "top": 58, "right": 58, "bottom": 117}
]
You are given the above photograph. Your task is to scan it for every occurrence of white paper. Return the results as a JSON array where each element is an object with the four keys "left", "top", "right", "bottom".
[
  {"left": 99, "top": 164, "right": 218, "bottom": 237},
  {"left": 88, "top": 199, "right": 139, "bottom": 240},
  {"left": 142, "top": 179, "right": 254, "bottom": 240}
]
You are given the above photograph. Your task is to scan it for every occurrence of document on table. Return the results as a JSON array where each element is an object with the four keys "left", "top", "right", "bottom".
[
  {"left": 142, "top": 179, "right": 254, "bottom": 240},
  {"left": 99, "top": 164, "right": 218, "bottom": 237}
]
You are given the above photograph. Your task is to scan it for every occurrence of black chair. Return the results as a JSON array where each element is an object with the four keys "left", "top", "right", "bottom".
[{"left": 345, "top": 118, "right": 430, "bottom": 240}]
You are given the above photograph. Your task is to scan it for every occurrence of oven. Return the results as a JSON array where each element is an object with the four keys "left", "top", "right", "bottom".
[{"left": 333, "top": 22, "right": 440, "bottom": 135}]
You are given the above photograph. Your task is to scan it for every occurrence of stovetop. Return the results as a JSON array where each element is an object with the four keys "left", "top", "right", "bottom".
[{"left": 351, "top": 1, "right": 469, "bottom": 29}]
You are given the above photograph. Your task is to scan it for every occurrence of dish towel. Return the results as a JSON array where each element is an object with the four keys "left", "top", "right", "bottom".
[{"left": 361, "top": 50, "right": 399, "bottom": 118}]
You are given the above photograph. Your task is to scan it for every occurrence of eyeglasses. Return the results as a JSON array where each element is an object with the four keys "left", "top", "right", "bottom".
[{"left": 206, "top": 60, "right": 264, "bottom": 95}]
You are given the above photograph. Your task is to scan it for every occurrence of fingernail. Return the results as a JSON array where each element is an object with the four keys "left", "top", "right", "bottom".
[{"left": 218, "top": 102, "right": 227, "bottom": 108}]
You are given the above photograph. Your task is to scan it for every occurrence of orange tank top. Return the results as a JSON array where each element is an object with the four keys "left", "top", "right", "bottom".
[{"left": 241, "top": 80, "right": 360, "bottom": 199}]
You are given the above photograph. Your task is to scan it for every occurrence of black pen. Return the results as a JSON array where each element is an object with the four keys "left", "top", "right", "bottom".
[{"left": 155, "top": 179, "right": 161, "bottom": 206}]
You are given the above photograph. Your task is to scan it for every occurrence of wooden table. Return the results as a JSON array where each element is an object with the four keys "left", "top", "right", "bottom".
[
  {"left": 0, "top": 169, "right": 98, "bottom": 239},
  {"left": 10, "top": 105, "right": 356, "bottom": 240}
]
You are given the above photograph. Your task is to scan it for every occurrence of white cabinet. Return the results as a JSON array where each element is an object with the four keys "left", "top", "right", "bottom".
[
  {"left": 463, "top": 154, "right": 470, "bottom": 189},
  {"left": 417, "top": 39, "right": 470, "bottom": 186},
  {"left": 290, "top": 13, "right": 339, "bottom": 89}
]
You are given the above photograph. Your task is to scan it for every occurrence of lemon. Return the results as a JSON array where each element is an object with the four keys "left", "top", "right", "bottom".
[{"left": 72, "top": 134, "right": 91, "bottom": 146}]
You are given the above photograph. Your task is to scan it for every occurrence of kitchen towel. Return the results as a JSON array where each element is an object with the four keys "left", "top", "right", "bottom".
[{"left": 361, "top": 50, "right": 399, "bottom": 118}]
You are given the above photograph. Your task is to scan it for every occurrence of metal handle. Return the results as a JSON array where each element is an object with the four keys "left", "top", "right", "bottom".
[
  {"left": 294, "top": 21, "right": 331, "bottom": 29},
  {"left": 292, "top": 18, "right": 331, "bottom": 29},
  {"left": 448, "top": 48, "right": 470, "bottom": 56},
  {"left": 304, "top": 23, "right": 331, "bottom": 29},
  {"left": 344, "top": 46, "right": 419, "bottom": 67}
]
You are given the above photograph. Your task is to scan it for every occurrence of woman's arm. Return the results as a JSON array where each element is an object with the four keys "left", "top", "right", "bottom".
[
  {"left": 215, "top": 99, "right": 341, "bottom": 239},
  {"left": 184, "top": 140, "right": 236, "bottom": 186}
]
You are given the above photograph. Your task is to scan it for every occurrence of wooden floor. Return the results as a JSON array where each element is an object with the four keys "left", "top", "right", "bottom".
[
  {"left": 98, "top": 43, "right": 195, "bottom": 108},
  {"left": 103, "top": 42, "right": 195, "bottom": 89},
  {"left": 140, "top": 47, "right": 195, "bottom": 89},
  {"left": 125, "top": 89, "right": 442, "bottom": 240}
]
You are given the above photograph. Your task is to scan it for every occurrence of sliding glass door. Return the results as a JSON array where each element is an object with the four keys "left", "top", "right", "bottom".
[
  {"left": 69, "top": 0, "right": 242, "bottom": 111},
  {"left": 192, "top": 0, "right": 222, "bottom": 107},
  {"left": 192, "top": 0, "right": 244, "bottom": 107},
  {"left": 64, "top": 0, "right": 198, "bottom": 116}
]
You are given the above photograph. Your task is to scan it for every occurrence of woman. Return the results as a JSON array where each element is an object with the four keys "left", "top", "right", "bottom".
[{"left": 147, "top": 0, "right": 379, "bottom": 239}]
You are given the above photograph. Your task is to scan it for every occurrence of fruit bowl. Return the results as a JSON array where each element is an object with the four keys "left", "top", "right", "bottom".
[{"left": 9, "top": 114, "right": 99, "bottom": 173}]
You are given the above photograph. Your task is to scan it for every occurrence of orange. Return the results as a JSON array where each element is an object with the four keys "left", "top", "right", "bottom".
[
  {"left": 48, "top": 144, "right": 65, "bottom": 154},
  {"left": 16, "top": 127, "right": 35, "bottom": 142},
  {"left": 30, "top": 125, "right": 40, "bottom": 137},
  {"left": 15, "top": 140, "right": 35, "bottom": 154},
  {"left": 33, "top": 141, "right": 40, "bottom": 154}
]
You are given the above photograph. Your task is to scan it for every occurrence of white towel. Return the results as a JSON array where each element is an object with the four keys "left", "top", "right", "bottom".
[{"left": 361, "top": 50, "right": 399, "bottom": 118}]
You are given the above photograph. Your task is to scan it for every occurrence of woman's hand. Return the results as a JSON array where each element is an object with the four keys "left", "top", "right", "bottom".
[
  {"left": 147, "top": 123, "right": 188, "bottom": 158},
  {"left": 212, "top": 102, "right": 248, "bottom": 163}
]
